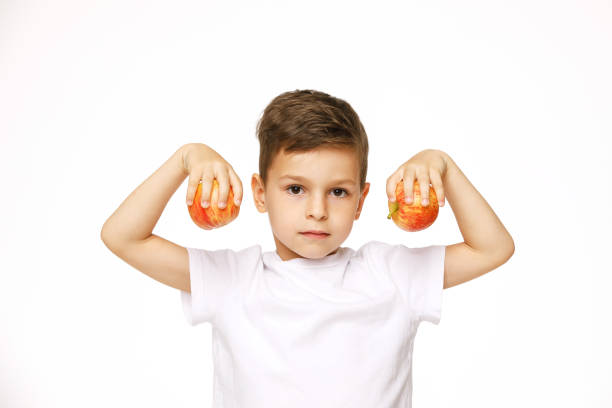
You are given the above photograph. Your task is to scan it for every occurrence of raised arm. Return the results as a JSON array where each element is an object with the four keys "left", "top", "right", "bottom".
[
  {"left": 386, "top": 149, "right": 514, "bottom": 289},
  {"left": 100, "top": 144, "right": 192, "bottom": 291},
  {"left": 100, "top": 143, "right": 243, "bottom": 291},
  {"left": 440, "top": 152, "right": 515, "bottom": 288},
  {"left": 101, "top": 144, "right": 189, "bottom": 244}
]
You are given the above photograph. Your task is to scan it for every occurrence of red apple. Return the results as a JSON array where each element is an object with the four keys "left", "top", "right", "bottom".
[
  {"left": 187, "top": 179, "right": 240, "bottom": 230},
  {"left": 387, "top": 180, "right": 439, "bottom": 232}
]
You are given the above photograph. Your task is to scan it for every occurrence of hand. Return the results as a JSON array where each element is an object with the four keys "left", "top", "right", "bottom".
[
  {"left": 386, "top": 149, "right": 448, "bottom": 207},
  {"left": 182, "top": 143, "right": 243, "bottom": 209}
]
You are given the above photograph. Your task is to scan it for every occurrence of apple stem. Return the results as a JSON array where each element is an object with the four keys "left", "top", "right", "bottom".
[{"left": 387, "top": 201, "right": 399, "bottom": 219}]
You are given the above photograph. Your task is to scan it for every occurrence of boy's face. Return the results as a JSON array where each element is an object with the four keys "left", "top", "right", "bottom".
[{"left": 251, "top": 146, "right": 370, "bottom": 261}]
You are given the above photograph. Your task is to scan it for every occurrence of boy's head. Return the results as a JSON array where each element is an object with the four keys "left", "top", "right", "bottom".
[{"left": 251, "top": 89, "right": 371, "bottom": 261}]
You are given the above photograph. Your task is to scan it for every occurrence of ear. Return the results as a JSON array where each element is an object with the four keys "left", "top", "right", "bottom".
[
  {"left": 354, "top": 182, "right": 370, "bottom": 220},
  {"left": 251, "top": 173, "right": 268, "bottom": 213}
]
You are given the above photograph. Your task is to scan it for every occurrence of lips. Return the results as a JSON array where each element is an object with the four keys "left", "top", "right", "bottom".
[{"left": 300, "top": 231, "right": 330, "bottom": 239}]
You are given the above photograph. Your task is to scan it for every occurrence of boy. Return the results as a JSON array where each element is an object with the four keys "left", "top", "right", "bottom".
[{"left": 101, "top": 89, "right": 515, "bottom": 408}]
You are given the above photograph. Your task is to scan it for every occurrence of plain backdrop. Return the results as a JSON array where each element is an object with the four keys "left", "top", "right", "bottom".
[{"left": 1, "top": 0, "right": 610, "bottom": 407}]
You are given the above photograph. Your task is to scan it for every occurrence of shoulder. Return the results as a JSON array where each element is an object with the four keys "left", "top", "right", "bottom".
[
  {"left": 356, "top": 240, "right": 440, "bottom": 256},
  {"left": 356, "top": 240, "right": 445, "bottom": 269},
  {"left": 354, "top": 240, "right": 392, "bottom": 256},
  {"left": 186, "top": 244, "right": 262, "bottom": 275},
  {"left": 187, "top": 244, "right": 262, "bottom": 258}
]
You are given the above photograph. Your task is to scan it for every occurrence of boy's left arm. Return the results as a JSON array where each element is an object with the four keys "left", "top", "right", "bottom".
[{"left": 386, "top": 149, "right": 515, "bottom": 289}]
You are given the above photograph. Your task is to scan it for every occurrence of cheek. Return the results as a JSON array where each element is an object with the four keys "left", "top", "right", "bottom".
[
  {"left": 269, "top": 204, "right": 298, "bottom": 225},
  {"left": 334, "top": 203, "right": 359, "bottom": 221}
]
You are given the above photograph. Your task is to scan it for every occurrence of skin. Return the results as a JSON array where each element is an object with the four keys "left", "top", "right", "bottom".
[{"left": 251, "top": 146, "right": 370, "bottom": 261}]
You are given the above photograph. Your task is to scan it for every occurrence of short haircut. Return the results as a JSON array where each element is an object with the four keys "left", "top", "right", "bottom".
[{"left": 256, "top": 89, "right": 369, "bottom": 192}]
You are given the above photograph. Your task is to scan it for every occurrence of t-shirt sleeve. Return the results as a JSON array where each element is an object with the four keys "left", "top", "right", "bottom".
[
  {"left": 180, "top": 244, "right": 261, "bottom": 326},
  {"left": 365, "top": 240, "right": 446, "bottom": 325}
]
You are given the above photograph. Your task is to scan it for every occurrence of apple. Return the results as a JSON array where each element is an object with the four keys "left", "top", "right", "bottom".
[
  {"left": 187, "top": 179, "right": 240, "bottom": 230},
  {"left": 387, "top": 180, "right": 439, "bottom": 232}
]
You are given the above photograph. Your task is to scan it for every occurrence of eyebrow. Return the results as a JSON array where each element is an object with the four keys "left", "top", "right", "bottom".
[{"left": 279, "top": 175, "right": 357, "bottom": 186}]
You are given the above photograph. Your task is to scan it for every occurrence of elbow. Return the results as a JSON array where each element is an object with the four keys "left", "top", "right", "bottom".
[
  {"left": 501, "top": 238, "right": 515, "bottom": 262},
  {"left": 100, "top": 223, "right": 115, "bottom": 248},
  {"left": 101, "top": 229, "right": 112, "bottom": 250},
  {"left": 507, "top": 236, "right": 515, "bottom": 256},
  {"left": 492, "top": 237, "right": 515, "bottom": 264},
  {"left": 100, "top": 223, "right": 110, "bottom": 243}
]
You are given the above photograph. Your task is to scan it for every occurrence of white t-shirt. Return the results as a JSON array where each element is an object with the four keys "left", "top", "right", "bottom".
[{"left": 180, "top": 240, "right": 445, "bottom": 408}]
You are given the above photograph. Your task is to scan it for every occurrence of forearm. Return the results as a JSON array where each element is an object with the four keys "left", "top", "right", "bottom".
[
  {"left": 441, "top": 151, "right": 515, "bottom": 256},
  {"left": 101, "top": 144, "right": 189, "bottom": 244}
]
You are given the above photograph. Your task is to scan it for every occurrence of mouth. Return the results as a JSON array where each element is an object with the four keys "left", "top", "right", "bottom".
[{"left": 300, "top": 231, "right": 330, "bottom": 239}]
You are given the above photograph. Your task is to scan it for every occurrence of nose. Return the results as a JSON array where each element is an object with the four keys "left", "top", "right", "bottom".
[{"left": 306, "top": 192, "right": 328, "bottom": 220}]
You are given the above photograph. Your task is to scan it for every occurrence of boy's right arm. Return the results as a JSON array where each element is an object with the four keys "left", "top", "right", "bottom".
[
  {"left": 103, "top": 233, "right": 190, "bottom": 292},
  {"left": 100, "top": 143, "right": 243, "bottom": 293}
]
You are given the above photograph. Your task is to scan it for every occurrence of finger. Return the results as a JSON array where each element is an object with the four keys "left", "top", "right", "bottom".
[
  {"left": 186, "top": 172, "right": 201, "bottom": 206},
  {"left": 416, "top": 167, "right": 430, "bottom": 206},
  {"left": 386, "top": 168, "right": 403, "bottom": 202},
  {"left": 214, "top": 168, "right": 230, "bottom": 209},
  {"left": 199, "top": 174, "right": 213, "bottom": 208},
  {"left": 403, "top": 167, "right": 416, "bottom": 204},
  {"left": 228, "top": 170, "right": 243, "bottom": 206},
  {"left": 429, "top": 168, "right": 445, "bottom": 207}
]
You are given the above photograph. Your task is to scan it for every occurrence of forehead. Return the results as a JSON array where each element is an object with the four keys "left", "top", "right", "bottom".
[{"left": 269, "top": 146, "right": 359, "bottom": 179}]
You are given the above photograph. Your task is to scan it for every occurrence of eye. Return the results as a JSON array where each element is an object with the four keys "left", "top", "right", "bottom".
[
  {"left": 332, "top": 188, "right": 348, "bottom": 198},
  {"left": 285, "top": 185, "right": 349, "bottom": 198},
  {"left": 287, "top": 185, "right": 303, "bottom": 195}
]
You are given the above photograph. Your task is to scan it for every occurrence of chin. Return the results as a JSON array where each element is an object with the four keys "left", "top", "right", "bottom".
[{"left": 306, "top": 245, "right": 338, "bottom": 259}]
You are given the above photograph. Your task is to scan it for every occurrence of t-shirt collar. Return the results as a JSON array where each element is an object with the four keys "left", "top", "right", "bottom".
[{"left": 271, "top": 247, "right": 347, "bottom": 268}]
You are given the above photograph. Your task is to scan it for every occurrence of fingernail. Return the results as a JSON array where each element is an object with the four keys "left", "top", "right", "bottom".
[
  {"left": 218, "top": 201, "right": 226, "bottom": 209},
  {"left": 390, "top": 197, "right": 396, "bottom": 202},
  {"left": 187, "top": 200, "right": 192, "bottom": 206},
  {"left": 235, "top": 198, "right": 241, "bottom": 206},
  {"left": 202, "top": 200, "right": 209, "bottom": 208},
  {"left": 405, "top": 197, "right": 412, "bottom": 203},
  {"left": 422, "top": 199, "right": 429, "bottom": 206}
]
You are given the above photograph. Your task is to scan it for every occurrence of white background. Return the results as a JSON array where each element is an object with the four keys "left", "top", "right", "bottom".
[{"left": 1, "top": 0, "right": 610, "bottom": 407}]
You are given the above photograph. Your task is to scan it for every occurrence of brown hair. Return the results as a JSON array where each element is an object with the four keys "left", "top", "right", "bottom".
[{"left": 255, "top": 89, "right": 369, "bottom": 193}]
